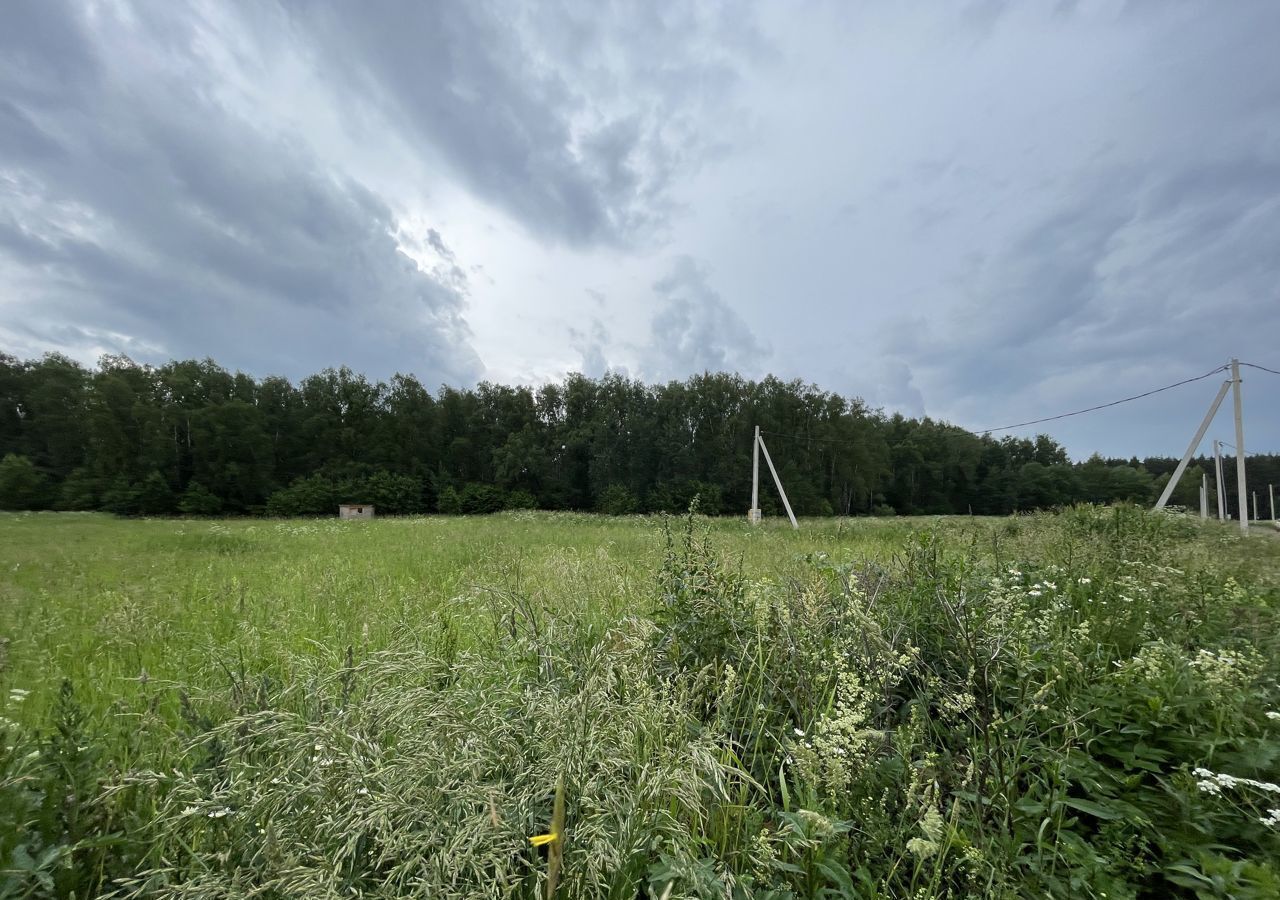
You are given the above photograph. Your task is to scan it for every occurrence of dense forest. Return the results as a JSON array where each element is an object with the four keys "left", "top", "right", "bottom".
[{"left": 1, "top": 353, "right": 1277, "bottom": 518}]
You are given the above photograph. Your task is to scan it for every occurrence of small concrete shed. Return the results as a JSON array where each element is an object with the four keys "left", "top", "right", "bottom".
[{"left": 338, "top": 504, "right": 375, "bottom": 520}]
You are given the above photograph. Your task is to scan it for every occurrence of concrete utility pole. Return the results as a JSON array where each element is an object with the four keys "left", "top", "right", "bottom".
[
  {"left": 755, "top": 431, "right": 798, "bottom": 530},
  {"left": 1153, "top": 377, "right": 1231, "bottom": 511},
  {"left": 1214, "top": 440, "right": 1226, "bottom": 521},
  {"left": 1231, "top": 359, "right": 1248, "bottom": 534},
  {"left": 1271, "top": 484, "right": 1276, "bottom": 523},
  {"left": 1253, "top": 491, "right": 1258, "bottom": 522},
  {"left": 748, "top": 426, "right": 761, "bottom": 524},
  {"left": 1200, "top": 474, "right": 1208, "bottom": 520}
]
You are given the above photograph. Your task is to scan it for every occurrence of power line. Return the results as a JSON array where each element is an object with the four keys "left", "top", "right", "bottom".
[
  {"left": 764, "top": 361, "right": 1252, "bottom": 449},
  {"left": 971, "top": 364, "right": 1231, "bottom": 434},
  {"left": 762, "top": 420, "right": 973, "bottom": 448},
  {"left": 759, "top": 429, "right": 864, "bottom": 448},
  {"left": 1241, "top": 361, "right": 1280, "bottom": 377}
]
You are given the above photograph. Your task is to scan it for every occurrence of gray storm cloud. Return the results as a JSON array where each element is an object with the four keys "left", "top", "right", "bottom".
[
  {"left": 645, "top": 257, "right": 769, "bottom": 381},
  {"left": 281, "top": 0, "right": 749, "bottom": 247},
  {"left": 0, "top": 1, "right": 483, "bottom": 383},
  {"left": 2, "top": 0, "right": 1279, "bottom": 457}
]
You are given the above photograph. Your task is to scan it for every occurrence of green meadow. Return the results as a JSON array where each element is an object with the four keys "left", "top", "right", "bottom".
[
  {"left": 0, "top": 512, "right": 922, "bottom": 720},
  {"left": 2, "top": 509, "right": 1279, "bottom": 898}
]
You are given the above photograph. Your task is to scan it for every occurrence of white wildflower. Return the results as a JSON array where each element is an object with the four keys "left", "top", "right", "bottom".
[{"left": 1194, "top": 767, "right": 1280, "bottom": 796}]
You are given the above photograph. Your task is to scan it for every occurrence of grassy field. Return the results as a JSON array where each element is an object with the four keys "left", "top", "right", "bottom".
[
  {"left": 2, "top": 508, "right": 1280, "bottom": 898},
  {"left": 0, "top": 511, "right": 929, "bottom": 721}
]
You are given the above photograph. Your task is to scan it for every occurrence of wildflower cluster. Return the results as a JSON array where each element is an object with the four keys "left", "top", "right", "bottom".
[
  {"left": 1193, "top": 768, "right": 1280, "bottom": 797},
  {"left": 1113, "top": 641, "right": 1184, "bottom": 684},
  {"left": 791, "top": 669, "right": 881, "bottom": 798},
  {"left": 1188, "top": 646, "right": 1264, "bottom": 703}
]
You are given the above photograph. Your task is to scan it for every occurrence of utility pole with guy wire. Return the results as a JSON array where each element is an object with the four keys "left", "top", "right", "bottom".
[
  {"left": 748, "top": 427, "right": 798, "bottom": 529},
  {"left": 1153, "top": 376, "right": 1231, "bottom": 512},
  {"left": 1152, "top": 358, "right": 1250, "bottom": 532}
]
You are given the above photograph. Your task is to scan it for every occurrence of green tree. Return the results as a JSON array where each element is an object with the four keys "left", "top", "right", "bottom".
[
  {"left": 6, "top": 352, "right": 1258, "bottom": 520},
  {"left": 436, "top": 485, "right": 461, "bottom": 514},
  {"left": 178, "top": 481, "right": 223, "bottom": 516},
  {"left": 341, "top": 471, "right": 425, "bottom": 514},
  {"left": 18, "top": 354, "right": 90, "bottom": 478},
  {"left": 504, "top": 489, "right": 537, "bottom": 510},
  {"left": 56, "top": 468, "right": 100, "bottom": 511},
  {"left": 100, "top": 477, "right": 141, "bottom": 516},
  {"left": 0, "top": 354, "right": 24, "bottom": 459},
  {"left": 136, "top": 472, "right": 176, "bottom": 516},
  {"left": 596, "top": 484, "right": 638, "bottom": 515},
  {"left": 458, "top": 483, "right": 505, "bottom": 514},
  {"left": 266, "top": 475, "right": 337, "bottom": 517},
  {"left": 0, "top": 454, "right": 49, "bottom": 509}
]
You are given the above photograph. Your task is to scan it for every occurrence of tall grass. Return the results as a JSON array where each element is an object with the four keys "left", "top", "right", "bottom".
[{"left": 2, "top": 507, "right": 1279, "bottom": 897}]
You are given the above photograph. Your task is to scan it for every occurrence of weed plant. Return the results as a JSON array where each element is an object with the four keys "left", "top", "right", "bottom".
[{"left": 1, "top": 507, "right": 1278, "bottom": 898}]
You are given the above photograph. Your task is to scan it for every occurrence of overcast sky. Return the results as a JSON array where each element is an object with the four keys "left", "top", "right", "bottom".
[{"left": 2, "top": 1, "right": 1278, "bottom": 459}]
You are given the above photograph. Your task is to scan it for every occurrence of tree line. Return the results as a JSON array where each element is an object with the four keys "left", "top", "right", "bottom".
[{"left": 1, "top": 353, "right": 1276, "bottom": 518}]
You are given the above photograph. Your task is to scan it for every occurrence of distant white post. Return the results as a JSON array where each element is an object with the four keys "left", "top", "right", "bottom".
[
  {"left": 756, "top": 432, "right": 799, "bottom": 530},
  {"left": 748, "top": 426, "right": 762, "bottom": 524},
  {"left": 1214, "top": 440, "right": 1226, "bottom": 520},
  {"left": 1271, "top": 484, "right": 1276, "bottom": 522},
  {"left": 1252, "top": 491, "right": 1258, "bottom": 521},
  {"left": 1231, "top": 359, "right": 1248, "bottom": 534},
  {"left": 1200, "top": 474, "right": 1207, "bottom": 520},
  {"left": 1154, "top": 378, "right": 1231, "bottom": 511}
]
